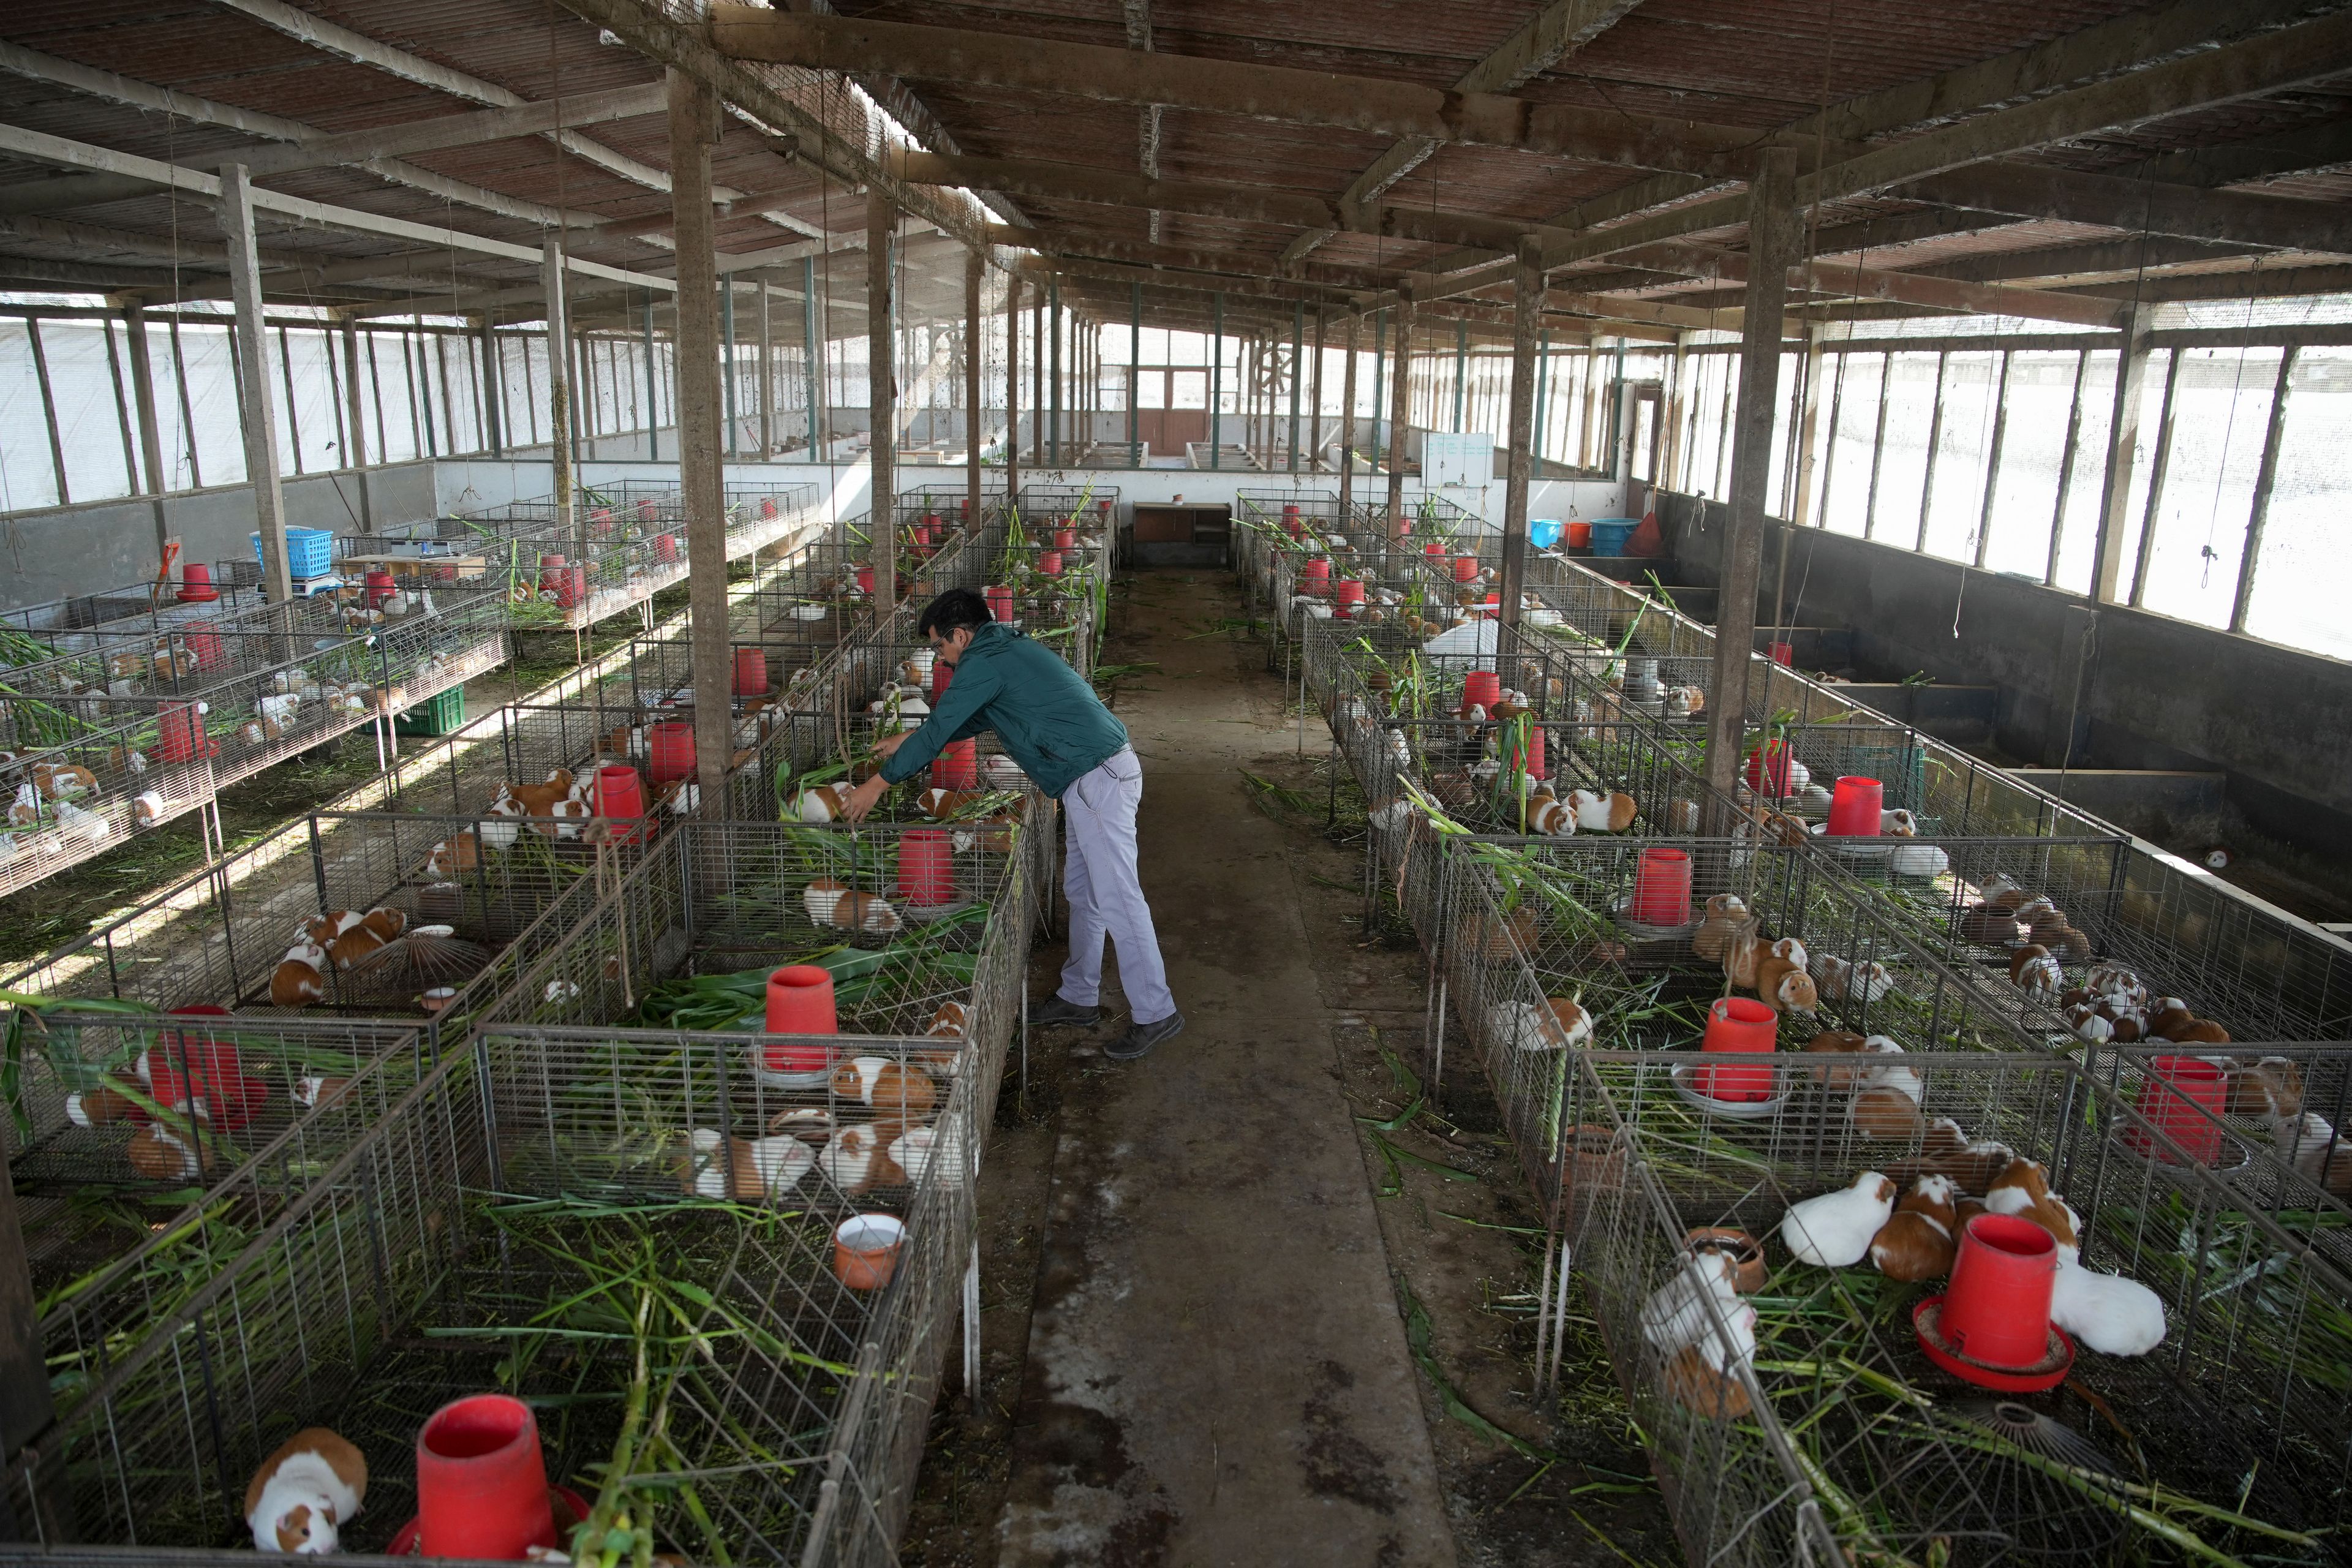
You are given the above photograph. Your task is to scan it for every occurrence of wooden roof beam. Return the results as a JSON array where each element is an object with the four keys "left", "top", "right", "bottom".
[
  {"left": 709, "top": 6, "right": 1843, "bottom": 180},
  {"left": 229, "top": 85, "right": 669, "bottom": 178}
]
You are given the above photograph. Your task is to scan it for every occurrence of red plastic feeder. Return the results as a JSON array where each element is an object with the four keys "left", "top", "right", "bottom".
[
  {"left": 154, "top": 701, "right": 213, "bottom": 763},
  {"left": 1770, "top": 641, "right": 1795, "bottom": 666},
  {"left": 411, "top": 1394, "right": 559, "bottom": 1560},
  {"left": 933, "top": 738, "right": 979, "bottom": 790},
  {"left": 175, "top": 562, "right": 219, "bottom": 603},
  {"left": 2122, "top": 1055, "right": 2228, "bottom": 1166},
  {"left": 897, "top": 829, "right": 956, "bottom": 907},
  {"left": 930, "top": 659, "right": 954, "bottom": 706},
  {"left": 363, "top": 568, "right": 396, "bottom": 608},
  {"left": 638, "top": 497, "right": 659, "bottom": 524},
  {"left": 1038, "top": 551, "right": 1064, "bottom": 577},
  {"left": 1335, "top": 579, "right": 1366, "bottom": 617},
  {"left": 1825, "top": 776, "right": 1884, "bottom": 837},
  {"left": 537, "top": 553, "right": 565, "bottom": 593},
  {"left": 551, "top": 566, "right": 586, "bottom": 611},
  {"left": 653, "top": 533, "right": 679, "bottom": 564},
  {"left": 1298, "top": 558, "right": 1331, "bottom": 595},
  {"left": 646, "top": 721, "right": 696, "bottom": 785},
  {"left": 1424, "top": 541, "right": 1445, "bottom": 557},
  {"left": 1054, "top": 527, "right": 1077, "bottom": 550},
  {"left": 1696, "top": 997, "right": 1776, "bottom": 1102},
  {"left": 855, "top": 564, "right": 876, "bottom": 595},
  {"left": 1629, "top": 846, "right": 1693, "bottom": 927},
  {"left": 1506, "top": 725, "right": 1544, "bottom": 780},
  {"left": 1462, "top": 671, "right": 1502, "bottom": 711},
  {"left": 1282, "top": 503, "right": 1302, "bottom": 539},
  {"left": 184, "top": 622, "right": 225, "bottom": 671},
  {"left": 1453, "top": 554, "right": 1480, "bottom": 583},
  {"left": 733, "top": 647, "right": 768, "bottom": 698},
  {"left": 761, "top": 496, "right": 779, "bottom": 519},
  {"left": 986, "top": 584, "right": 1015, "bottom": 622},
  {"left": 763, "top": 964, "right": 839, "bottom": 1077},
  {"left": 594, "top": 764, "right": 646, "bottom": 844},
  {"left": 1915, "top": 1214, "right": 2073, "bottom": 1392},
  {"left": 589, "top": 507, "right": 614, "bottom": 537},
  {"left": 1745, "top": 741, "right": 1795, "bottom": 799}
]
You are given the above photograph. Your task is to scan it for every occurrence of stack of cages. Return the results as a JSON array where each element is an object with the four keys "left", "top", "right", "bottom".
[
  {"left": 985, "top": 505, "right": 1106, "bottom": 681},
  {"left": 0, "top": 570, "right": 275, "bottom": 661},
  {"left": 893, "top": 478, "right": 1008, "bottom": 556},
  {"left": 1430, "top": 832, "right": 2352, "bottom": 1564},
  {"left": 732, "top": 511, "right": 888, "bottom": 648},
  {"left": 1231, "top": 488, "right": 1344, "bottom": 658},
  {"left": 452, "top": 817, "right": 1038, "bottom": 1560},
  {"left": 0, "top": 701, "right": 218, "bottom": 898}
]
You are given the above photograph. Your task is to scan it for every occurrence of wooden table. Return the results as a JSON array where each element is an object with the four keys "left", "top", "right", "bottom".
[{"left": 337, "top": 552, "right": 489, "bottom": 579}]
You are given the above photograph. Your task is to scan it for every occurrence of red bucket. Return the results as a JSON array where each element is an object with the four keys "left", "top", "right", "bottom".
[
  {"left": 1770, "top": 641, "right": 1795, "bottom": 666},
  {"left": 1566, "top": 519, "right": 1593, "bottom": 550},
  {"left": 653, "top": 533, "right": 679, "bottom": 564},
  {"left": 1038, "top": 551, "right": 1063, "bottom": 577},
  {"left": 638, "top": 497, "right": 659, "bottom": 523},
  {"left": 2123, "top": 1055, "right": 2228, "bottom": 1166},
  {"left": 1054, "top": 527, "right": 1077, "bottom": 549},
  {"left": 1745, "top": 741, "right": 1794, "bottom": 799},
  {"left": 1453, "top": 555, "right": 1479, "bottom": 583},
  {"left": 897, "top": 829, "right": 956, "bottom": 907},
  {"left": 933, "top": 738, "right": 979, "bottom": 790},
  {"left": 986, "top": 584, "right": 1015, "bottom": 622},
  {"left": 931, "top": 658, "right": 954, "bottom": 706},
  {"left": 184, "top": 621, "right": 225, "bottom": 671},
  {"left": 154, "top": 701, "right": 209, "bottom": 763},
  {"left": 647, "top": 721, "right": 696, "bottom": 785},
  {"left": 1424, "top": 541, "right": 1444, "bottom": 557},
  {"left": 764, "top": 964, "right": 839, "bottom": 1076},
  {"left": 1629, "top": 846, "right": 1693, "bottom": 926},
  {"left": 733, "top": 647, "right": 768, "bottom": 698},
  {"left": 1506, "top": 724, "right": 1544, "bottom": 780},
  {"left": 594, "top": 764, "right": 646, "bottom": 844},
  {"left": 1937, "top": 1215, "right": 2061, "bottom": 1370},
  {"left": 414, "top": 1395, "right": 557, "bottom": 1560},
  {"left": 364, "top": 568, "right": 396, "bottom": 608},
  {"left": 1299, "top": 558, "right": 1330, "bottom": 595},
  {"left": 176, "top": 562, "right": 219, "bottom": 603},
  {"left": 1335, "top": 579, "right": 1366, "bottom": 617},
  {"left": 1826, "top": 776, "right": 1883, "bottom": 837},
  {"left": 1463, "top": 671, "right": 1501, "bottom": 710},
  {"left": 761, "top": 496, "right": 779, "bottom": 519},
  {"left": 1697, "top": 997, "right": 1777, "bottom": 1102},
  {"left": 855, "top": 564, "right": 875, "bottom": 595}
]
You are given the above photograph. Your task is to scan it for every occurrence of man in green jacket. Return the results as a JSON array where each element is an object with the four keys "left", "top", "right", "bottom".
[{"left": 843, "top": 587, "right": 1182, "bottom": 1060}]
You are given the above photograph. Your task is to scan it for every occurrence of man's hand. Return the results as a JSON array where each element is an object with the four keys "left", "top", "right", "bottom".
[
  {"left": 842, "top": 772, "right": 891, "bottom": 824},
  {"left": 872, "top": 730, "right": 910, "bottom": 759}
]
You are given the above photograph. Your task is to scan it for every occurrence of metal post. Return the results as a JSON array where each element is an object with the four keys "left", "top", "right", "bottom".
[
  {"left": 1128, "top": 280, "right": 1142, "bottom": 468},
  {"left": 1975, "top": 351, "right": 2013, "bottom": 568},
  {"left": 668, "top": 66, "right": 729, "bottom": 820},
  {"left": 541, "top": 236, "right": 576, "bottom": 540},
  {"left": 1453, "top": 317, "right": 1468, "bottom": 433},
  {"left": 2043, "top": 348, "right": 2090, "bottom": 587},
  {"left": 1289, "top": 301, "right": 1303, "bottom": 473},
  {"left": 2230, "top": 345, "right": 2298, "bottom": 633},
  {"left": 1310, "top": 308, "right": 1326, "bottom": 470},
  {"left": 758, "top": 276, "right": 774, "bottom": 458},
  {"left": 1048, "top": 273, "right": 1062, "bottom": 467},
  {"left": 479, "top": 318, "right": 505, "bottom": 458},
  {"left": 2090, "top": 311, "right": 2154, "bottom": 603},
  {"left": 219, "top": 167, "right": 291, "bottom": 601},
  {"left": 1369, "top": 308, "right": 1385, "bottom": 477},
  {"left": 641, "top": 296, "right": 660, "bottom": 461},
  {"left": 802, "top": 255, "right": 824, "bottom": 459},
  {"left": 25, "top": 319, "right": 68, "bottom": 507},
  {"left": 1031, "top": 281, "right": 1044, "bottom": 466},
  {"left": 124, "top": 304, "right": 167, "bottom": 496},
  {"left": 1337, "top": 314, "right": 1358, "bottom": 515},
  {"left": 1210, "top": 290, "right": 1223, "bottom": 469},
  {"left": 1499, "top": 236, "right": 1540, "bottom": 657},
  {"left": 1861, "top": 352, "right": 1893, "bottom": 540},
  {"left": 2129, "top": 349, "right": 2182, "bottom": 608},
  {"left": 967, "top": 246, "right": 984, "bottom": 521},
  {"left": 1005, "top": 266, "right": 1020, "bottom": 499},
  {"left": 1702, "top": 146, "right": 1798, "bottom": 816},
  {"left": 1915, "top": 350, "right": 1950, "bottom": 552},
  {"left": 1387, "top": 289, "right": 1412, "bottom": 530},
  {"left": 869, "top": 184, "right": 898, "bottom": 621},
  {"left": 1534, "top": 326, "right": 1550, "bottom": 468}
]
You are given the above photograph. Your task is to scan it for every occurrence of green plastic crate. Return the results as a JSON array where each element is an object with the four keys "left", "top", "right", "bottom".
[{"left": 393, "top": 685, "right": 466, "bottom": 737}]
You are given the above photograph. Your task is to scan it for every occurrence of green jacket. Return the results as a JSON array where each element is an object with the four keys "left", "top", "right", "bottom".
[{"left": 880, "top": 622, "right": 1128, "bottom": 799}]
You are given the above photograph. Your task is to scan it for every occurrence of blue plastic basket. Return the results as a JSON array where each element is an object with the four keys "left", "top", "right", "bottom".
[
  {"left": 254, "top": 528, "right": 335, "bottom": 579},
  {"left": 1529, "top": 518, "right": 1564, "bottom": 549},
  {"left": 1589, "top": 518, "right": 1637, "bottom": 555}
]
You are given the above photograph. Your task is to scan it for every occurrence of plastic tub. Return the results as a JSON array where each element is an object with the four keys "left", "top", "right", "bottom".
[
  {"left": 1588, "top": 518, "right": 1637, "bottom": 556},
  {"left": 252, "top": 528, "right": 334, "bottom": 579},
  {"left": 1529, "top": 519, "right": 1563, "bottom": 549}
]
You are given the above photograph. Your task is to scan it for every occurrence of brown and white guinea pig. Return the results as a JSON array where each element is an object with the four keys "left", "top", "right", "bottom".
[
  {"left": 817, "top": 1119, "right": 911, "bottom": 1193},
  {"left": 927, "top": 1001, "right": 968, "bottom": 1039},
  {"left": 1566, "top": 788, "right": 1638, "bottom": 833},
  {"left": 831, "top": 1055, "right": 938, "bottom": 1121},
  {"left": 794, "top": 783, "right": 858, "bottom": 823},
  {"left": 1754, "top": 956, "right": 1819, "bottom": 1016},
  {"left": 918, "top": 788, "right": 984, "bottom": 820},
  {"left": 2008, "top": 944, "right": 2064, "bottom": 994},
  {"left": 271, "top": 942, "right": 329, "bottom": 1008},
  {"left": 247, "top": 1428, "right": 368, "bottom": 1554},
  {"left": 1691, "top": 894, "right": 1752, "bottom": 963},
  {"left": 2228, "top": 1057, "right": 2304, "bottom": 1120},
  {"left": 1869, "top": 1175, "right": 1959, "bottom": 1282},
  {"left": 1849, "top": 1044, "right": 1924, "bottom": 1141}
]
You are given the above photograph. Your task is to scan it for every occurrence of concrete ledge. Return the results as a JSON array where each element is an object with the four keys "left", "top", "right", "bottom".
[{"left": 2010, "top": 769, "right": 2229, "bottom": 839}]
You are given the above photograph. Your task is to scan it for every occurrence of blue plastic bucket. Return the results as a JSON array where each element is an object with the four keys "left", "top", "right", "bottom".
[
  {"left": 1589, "top": 518, "right": 1637, "bottom": 556},
  {"left": 1528, "top": 518, "right": 1564, "bottom": 549}
]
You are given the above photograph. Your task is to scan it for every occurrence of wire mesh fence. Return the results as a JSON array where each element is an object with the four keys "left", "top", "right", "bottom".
[{"left": 0, "top": 714, "right": 218, "bottom": 899}]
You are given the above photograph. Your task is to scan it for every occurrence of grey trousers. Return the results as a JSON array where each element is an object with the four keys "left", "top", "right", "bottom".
[{"left": 1057, "top": 747, "right": 1176, "bottom": 1024}]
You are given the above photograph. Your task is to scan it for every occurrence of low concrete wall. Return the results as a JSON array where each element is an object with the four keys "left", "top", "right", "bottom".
[{"left": 1658, "top": 490, "right": 2352, "bottom": 853}]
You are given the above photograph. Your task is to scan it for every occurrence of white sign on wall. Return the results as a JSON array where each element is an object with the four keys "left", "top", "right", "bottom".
[{"left": 1421, "top": 432, "right": 1494, "bottom": 490}]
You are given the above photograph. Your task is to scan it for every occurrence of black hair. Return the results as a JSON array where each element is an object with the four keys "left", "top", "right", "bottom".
[{"left": 918, "top": 586, "right": 993, "bottom": 639}]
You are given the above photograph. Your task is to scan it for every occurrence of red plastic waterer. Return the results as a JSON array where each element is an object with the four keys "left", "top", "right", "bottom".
[
  {"left": 1298, "top": 557, "right": 1331, "bottom": 595},
  {"left": 733, "top": 647, "right": 768, "bottom": 698},
  {"left": 594, "top": 764, "right": 646, "bottom": 844},
  {"left": 930, "top": 658, "right": 954, "bottom": 706},
  {"left": 1506, "top": 725, "right": 1545, "bottom": 780},
  {"left": 1696, "top": 997, "right": 1776, "bottom": 1102},
  {"left": 1629, "top": 846, "right": 1694, "bottom": 927},
  {"left": 646, "top": 721, "right": 696, "bottom": 785},
  {"left": 933, "top": 739, "right": 979, "bottom": 790},
  {"left": 653, "top": 533, "right": 679, "bottom": 564},
  {"left": 1037, "top": 550, "right": 1064, "bottom": 578},
  {"left": 896, "top": 829, "right": 956, "bottom": 907},
  {"left": 175, "top": 562, "right": 219, "bottom": 603},
  {"left": 763, "top": 965, "right": 839, "bottom": 1079},
  {"left": 412, "top": 1394, "right": 558, "bottom": 1560},
  {"left": 184, "top": 621, "right": 225, "bottom": 671},
  {"left": 986, "top": 585, "right": 1015, "bottom": 622},
  {"left": 1054, "top": 527, "right": 1077, "bottom": 549},
  {"left": 1745, "top": 741, "right": 1795, "bottom": 799},
  {"left": 1282, "top": 503, "right": 1302, "bottom": 539},
  {"left": 1825, "top": 776, "right": 1885, "bottom": 837},
  {"left": 2123, "top": 1055, "right": 2228, "bottom": 1166},
  {"left": 1914, "top": 1213, "right": 2073, "bottom": 1392},
  {"left": 1335, "top": 579, "right": 1366, "bottom": 617},
  {"left": 638, "top": 497, "right": 659, "bottom": 524},
  {"left": 1453, "top": 554, "right": 1480, "bottom": 583},
  {"left": 1463, "top": 670, "right": 1502, "bottom": 710},
  {"left": 364, "top": 568, "right": 396, "bottom": 608}
]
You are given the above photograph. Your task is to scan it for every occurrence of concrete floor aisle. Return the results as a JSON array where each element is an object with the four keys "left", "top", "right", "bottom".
[{"left": 994, "top": 571, "right": 1461, "bottom": 1566}]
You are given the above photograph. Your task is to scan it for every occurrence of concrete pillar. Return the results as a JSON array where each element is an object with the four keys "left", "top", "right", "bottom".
[
  {"left": 1049, "top": 273, "right": 1063, "bottom": 468},
  {"left": 1031, "top": 281, "right": 1045, "bottom": 467},
  {"left": 667, "top": 67, "right": 729, "bottom": 819},
  {"left": 541, "top": 236, "right": 576, "bottom": 539},
  {"left": 802, "top": 255, "right": 824, "bottom": 459},
  {"left": 1386, "top": 288, "right": 1412, "bottom": 532},
  {"left": 758, "top": 277, "right": 775, "bottom": 457},
  {"left": 1128, "top": 281, "right": 1142, "bottom": 467},
  {"left": 124, "top": 303, "right": 171, "bottom": 554},
  {"left": 869, "top": 184, "right": 898, "bottom": 623},
  {"left": 217, "top": 165, "right": 292, "bottom": 604},
  {"left": 2090, "top": 309, "right": 2154, "bottom": 604},
  {"left": 1309, "top": 308, "right": 1325, "bottom": 467},
  {"left": 1703, "top": 146, "right": 1800, "bottom": 815},
  {"left": 643, "top": 297, "right": 661, "bottom": 462},
  {"left": 478, "top": 318, "right": 504, "bottom": 459},
  {"left": 1789, "top": 322, "right": 1826, "bottom": 526},
  {"left": 967, "top": 246, "right": 984, "bottom": 522},
  {"left": 1288, "top": 302, "right": 1303, "bottom": 473},
  {"left": 1498, "top": 236, "right": 1540, "bottom": 654},
  {"left": 1336, "top": 314, "right": 1359, "bottom": 516}
]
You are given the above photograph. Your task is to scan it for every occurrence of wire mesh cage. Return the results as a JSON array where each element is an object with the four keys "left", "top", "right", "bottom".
[
  {"left": 1, "top": 1017, "right": 991, "bottom": 1566},
  {"left": 0, "top": 714, "right": 217, "bottom": 899}
]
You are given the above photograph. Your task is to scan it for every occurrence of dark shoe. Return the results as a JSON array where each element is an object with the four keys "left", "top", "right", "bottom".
[
  {"left": 1032, "top": 995, "right": 1101, "bottom": 1028},
  {"left": 1106, "top": 1010, "right": 1185, "bottom": 1060}
]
